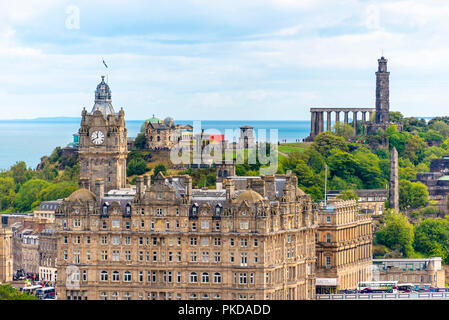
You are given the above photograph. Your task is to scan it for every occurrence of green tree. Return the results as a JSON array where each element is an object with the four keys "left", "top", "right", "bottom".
[
  {"left": 0, "top": 177, "right": 16, "bottom": 212},
  {"left": 10, "top": 161, "right": 29, "bottom": 187},
  {"left": 311, "top": 131, "right": 348, "bottom": 158},
  {"left": 126, "top": 158, "right": 148, "bottom": 176},
  {"left": 399, "top": 179, "right": 429, "bottom": 210},
  {"left": 15, "top": 179, "right": 50, "bottom": 212},
  {"left": 38, "top": 181, "right": 78, "bottom": 202},
  {"left": 152, "top": 164, "right": 167, "bottom": 179},
  {"left": 403, "top": 135, "right": 426, "bottom": 165},
  {"left": 0, "top": 284, "right": 38, "bottom": 300},
  {"left": 134, "top": 132, "right": 147, "bottom": 150},
  {"left": 413, "top": 218, "right": 449, "bottom": 263},
  {"left": 327, "top": 149, "right": 358, "bottom": 179},
  {"left": 430, "top": 120, "right": 449, "bottom": 138},
  {"left": 333, "top": 122, "right": 354, "bottom": 141},
  {"left": 389, "top": 111, "right": 404, "bottom": 123},
  {"left": 376, "top": 211, "right": 415, "bottom": 256}
]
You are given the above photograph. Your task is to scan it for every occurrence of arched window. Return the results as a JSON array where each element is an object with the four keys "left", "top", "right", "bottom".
[
  {"left": 190, "top": 272, "right": 197, "bottom": 283},
  {"left": 124, "top": 271, "right": 132, "bottom": 282},
  {"left": 201, "top": 272, "right": 209, "bottom": 283},
  {"left": 157, "top": 136, "right": 161, "bottom": 142},
  {"left": 326, "top": 233, "right": 331, "bottom": 243},
  {"left": 100, "top": 271, "right": 108, "bottom": 281},
  {"left": 111, "top": 292, "right": 118, "bottom": 300},
  {"left": 223, "top": 170, "right": 228, "bottom": 177},
  {"left": 214, "top": 272, "right": 222, "bottom": 283},
  {"left": 150, "top": 136, "right": 153, "bottom": 141},
  {"left": 218, "top": 170, "right": 222, "bottom": 177},
  {"left": 112, "top": 271, "right": 120, "bottom": 282}
]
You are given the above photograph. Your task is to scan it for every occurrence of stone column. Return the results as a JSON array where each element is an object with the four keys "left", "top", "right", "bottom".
[
  {"left": 327, "top": 111, "right": 332, "bottom": 131},
  {"left": 353, "top": 111, "right": 357, "bottom": 135},
  {"left": 311, "top": 111, "right": 316, "bottom": 136},
  {"left": 389, "top": 146, "right": 399, "bottom": 212},
  {"left": 319, "top": 112, "right": 324, "bottom": 133},
  {"left": 335, "top": 111, "right": 340, "bottom": 124},
  {"left": 369, "top": 111, "right": 373, "bottom": 122},
  {"left": 362, "top": 111, "right": 366, "bottom": 123},
  {"left": 344, "top": 111, "right": 349, "bottom": 125}
]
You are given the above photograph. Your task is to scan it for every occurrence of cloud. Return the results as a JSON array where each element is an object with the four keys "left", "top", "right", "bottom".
[{"left": 1, "top": 0, "right": 449, "bottom": 120}]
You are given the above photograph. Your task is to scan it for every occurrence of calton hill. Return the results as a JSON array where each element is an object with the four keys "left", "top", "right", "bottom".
[{"left": 3, "top": 111, "right": 449, "bottom": 274}]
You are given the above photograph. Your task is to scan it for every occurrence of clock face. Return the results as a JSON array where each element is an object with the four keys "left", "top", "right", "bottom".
[{"left": 91, "top": 130, "right": 105, "bottom": 145}]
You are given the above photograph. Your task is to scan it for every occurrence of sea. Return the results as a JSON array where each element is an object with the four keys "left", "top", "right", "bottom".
[{"left": 0, "top": 118, "right": 311, "bottom": 170}]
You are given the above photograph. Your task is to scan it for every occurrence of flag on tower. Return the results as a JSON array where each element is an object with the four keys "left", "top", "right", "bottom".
[{"left": 103, "top": 59, "right": 108, "bottom": 68}]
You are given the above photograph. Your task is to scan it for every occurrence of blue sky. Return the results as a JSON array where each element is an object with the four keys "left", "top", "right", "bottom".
[{"left": 0, "top": 0, "right": 449, "bottom": 120}]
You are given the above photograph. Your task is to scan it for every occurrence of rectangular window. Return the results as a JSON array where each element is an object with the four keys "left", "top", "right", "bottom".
[
  {"left": 201, "top": 220, "right": 209, "bottom": 229},
  {"left": 112, "top": 236, "right": 120, "bottom": 245}
]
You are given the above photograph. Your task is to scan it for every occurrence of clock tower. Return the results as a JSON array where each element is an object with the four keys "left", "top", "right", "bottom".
[{"left": 78, "top": 76, "right": 128, "bottom": 193}]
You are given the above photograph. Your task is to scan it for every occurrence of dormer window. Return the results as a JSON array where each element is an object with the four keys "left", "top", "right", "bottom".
[
  {"left": 190, "top": 204, "right": 199, "bottom": 220},
  {"left": 124, "top": 204, "right": 131, "bottom": 217},
  {"left": 213, "top": 204, "right": 222, "bottom": 220},
  {"left": 102, "top": 204, "right": 109, "bottom": 217}
]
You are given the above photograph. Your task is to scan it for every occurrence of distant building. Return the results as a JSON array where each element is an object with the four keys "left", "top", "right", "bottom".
[
  {"left": 39, "top": 228, "right": 57, "bottom": 284},
  {"left": 22, "top": 234, "right": 40, "bottom": 276},
  {"left": 239, "top": 126, "right": 255, "bottom": 149},
  {"left": 33, "top": 200, "right": 62, "bottom": 223},
  {"left": 315, "top": 200, "right": 373, "bottom": 293},
  {"left": 416, "top": 155, "right": 449, "bottom": 202},
  {"left": 143, "top": 115, "right": 193, "bottom": 150},
  {"left": 327, "top": 189, "right": 387, "bottom": 215},
  {"left": 373, "top": 258, "right": 445, "bottom": 289},
  {"left": 0, "top": 227, "right": 13, "bottom": 284}
]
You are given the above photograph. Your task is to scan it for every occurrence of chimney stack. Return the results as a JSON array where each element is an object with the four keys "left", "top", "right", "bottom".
[
  {"left": 95, "top": 178, "right": 104, "bottom": 201},
  {"left": 224, "top": 179, "right": 235, "bottom": 200},
  {"left": 136, "top": 176, "right": 144, "bottom": 199},
  {"left": 144, "top": 174, "right": 151, "bottom": 189}
]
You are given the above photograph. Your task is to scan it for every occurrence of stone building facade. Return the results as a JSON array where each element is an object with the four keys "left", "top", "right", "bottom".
[
  {"left": 39, "top": 228, "right": 58, "bottom": 284},
  {"left": 143, "top": 115, "right": 192, "bottom": 150},
  {"left": 78, "top": 76, "right": 128, "bottom": 193},
  {"left": 315, "top": 200, "right": 373, "bottom": 293},
  {"left": 0, "top": 227, "right": 13, "bottom": 284},
  {"left": 55, "top": 170, "right": 319, "bottom": 300},
  {"left": 416, "top": 155, "right": 449, "bottom": 203},
  {"left": 373, "top": 258, "right": 445, "bottom": 289},
  {"left": 327, "top": 189, "right": 387, "bottom": 216},
  {"left": 33, "top": 200, "right": 61, "bottom": 223},
  {"left": 22, "top": 234, "right": 40, "bottom": 276}
]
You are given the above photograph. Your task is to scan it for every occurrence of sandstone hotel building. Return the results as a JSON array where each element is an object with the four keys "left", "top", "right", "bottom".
[{"left": 54, "top": 76, "right": 372, "bottom": 300}]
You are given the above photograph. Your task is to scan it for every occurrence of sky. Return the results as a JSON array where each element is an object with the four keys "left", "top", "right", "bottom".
[{"left": 0, "top": 0, "right": 449, "bottom": 120}]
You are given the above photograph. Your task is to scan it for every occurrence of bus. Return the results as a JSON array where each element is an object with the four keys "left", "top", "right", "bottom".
[
  {"left": 358, "top": 281, "right": 398, "bottom": 293},
  {"left": 36, "top": 287, "right": 56, "bottom": 299},
  {"left": 20, "top": 285, "right": 42, "bottom": 296}
]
